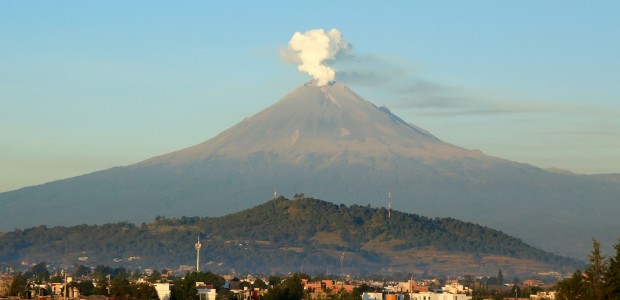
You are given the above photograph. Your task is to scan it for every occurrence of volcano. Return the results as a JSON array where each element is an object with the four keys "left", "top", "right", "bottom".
[
  {"left": 145, "top": 81, "right": 495, "bottom": 165},
  {"left": 1, "top": 81, "right": 618, "bottom": 258}
]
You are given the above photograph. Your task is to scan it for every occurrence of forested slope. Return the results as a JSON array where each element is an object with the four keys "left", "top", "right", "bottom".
[{"left": 0, "top": 197, "right": 580, "bottom": 275}]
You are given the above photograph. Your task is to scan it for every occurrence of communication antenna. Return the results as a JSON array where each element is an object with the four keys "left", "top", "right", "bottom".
[
  {"left": 340, "top": 252, "right": 345, "bottom": 278},
  {"left": 388, "top": 191, "right": 392, "bottom": 219},
  {"left": 195, "top": 236, "right": 202, "bottom": 272},
  {"left": 273, "top": 189, "right": 277, "bottom": 207}
]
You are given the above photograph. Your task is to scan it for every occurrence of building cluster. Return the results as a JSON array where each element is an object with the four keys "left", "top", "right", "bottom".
[
  {"left": 361, "top": 279, "right": 471, "bottom": 300},
  {"left": 0, "top": 265, "right": 557, "bottom": 300}
]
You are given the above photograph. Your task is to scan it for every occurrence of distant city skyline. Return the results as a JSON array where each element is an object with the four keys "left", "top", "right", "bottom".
[{"left": 2, "top": 1, "right": 619, "bottom": 192}]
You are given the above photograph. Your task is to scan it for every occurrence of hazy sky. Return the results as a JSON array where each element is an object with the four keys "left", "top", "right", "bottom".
[{"left": 1, "top": 1, "right": 619, "bottom": 193}]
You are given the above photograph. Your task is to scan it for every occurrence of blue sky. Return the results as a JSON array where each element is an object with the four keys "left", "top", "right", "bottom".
[{"left": 1, "top": 1, "right": 619, "bottom": 192}]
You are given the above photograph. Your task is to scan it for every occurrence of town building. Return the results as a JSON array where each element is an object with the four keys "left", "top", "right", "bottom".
[
  {"left": 196, "top": 282, "right": 217, "bottom": 300},
  {"left": 530, "top": 291, "right": 556, "bottom": 300},
  {"left": 153, "top": 283, "right": 171, "bottom": 300},
  {"left": 0, "top": 276, "right": 12, "bottom": 297},
  {"left": 409, "top": 292, "right": 471, "bottom": 300},
  {"left": 522, "top": 279, "right": 544, "bottom": 287}
]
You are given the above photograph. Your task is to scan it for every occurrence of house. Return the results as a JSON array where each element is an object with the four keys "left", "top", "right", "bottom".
[
  {"left": 442, "top": 282, "right": 468, "bottom": 294},
  {"left": 196, "top": 282, "right": 217, "bottom": 300},
  {"left": 522, "top": 280, "right": 544, "bottom": 287},
  {"left": 301, "top": 279, "right": 353, "bottom": 299},
  {"left": 391, "top": 280, "right": 430, "bottom": 293}
]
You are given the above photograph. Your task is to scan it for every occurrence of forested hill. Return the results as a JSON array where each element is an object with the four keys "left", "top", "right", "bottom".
[{"left": 0, "top": 197, "right": 580, "bottom": 275}]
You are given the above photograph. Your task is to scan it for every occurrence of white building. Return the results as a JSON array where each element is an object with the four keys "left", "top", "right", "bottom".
[
  {"left": 153, "top": 283, "right": 171, "bottom": 300},
  {"left": 362, "top": 292, "right": 384, "bottom": 300},
  {"left": 442, "top": 283, "right": 468, "bottom": 294},
  {"left": 196, "top": 282, "right": 217, "bottom": 300},
  {"left": 410, "top": 292, "right": 471, "bottom": 300},
  {"left": 530, "top": 291, "right": 556, "bottom": 299}
]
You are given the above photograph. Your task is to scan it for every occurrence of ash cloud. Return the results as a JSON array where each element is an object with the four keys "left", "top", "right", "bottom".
[
  {"left": 281, "top": 30, "right": 549, "bottom": 116},
  {"left": 392, "top": 80, "right": 548, "bottom": 115},
  {"left": 282, "top": 28, "right": 351, "bottom": 86}
]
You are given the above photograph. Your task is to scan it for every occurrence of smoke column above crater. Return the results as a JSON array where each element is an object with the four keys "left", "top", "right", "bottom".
[{"left": 284, "top": 28, "right": 351, "bottom": 86}]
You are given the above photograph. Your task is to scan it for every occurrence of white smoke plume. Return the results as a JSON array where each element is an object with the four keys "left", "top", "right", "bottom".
[{"left": 283, "top": 28, "right": 351, "bottom": 86}]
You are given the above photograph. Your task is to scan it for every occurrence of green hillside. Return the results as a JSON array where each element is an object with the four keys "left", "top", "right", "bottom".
[{"left": 0, "top": 197, "right": 580, "bottom": 276}]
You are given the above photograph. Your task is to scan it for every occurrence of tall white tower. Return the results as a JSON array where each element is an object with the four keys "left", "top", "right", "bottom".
[{"left": 195, "top": 236, "right": 202, "bottom": 272}]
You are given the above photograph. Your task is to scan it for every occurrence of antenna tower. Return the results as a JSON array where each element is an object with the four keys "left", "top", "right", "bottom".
[
  {"left": 195, "top": 236, "right": 202, "bottom": 272},
  {"left": 340, "top": 252, "right": 345, "bottom": 280},
  {"left": 388, "top": 191, "right": 392, "bottom": 219}
]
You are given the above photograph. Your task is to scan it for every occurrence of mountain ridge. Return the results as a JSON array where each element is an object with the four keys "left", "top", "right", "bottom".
[
  {"left": 0, "top": 197, "right": 580, "bottom": 276},
  {"left": 1, "top": 81, "right": 618, "bottom": 260}
]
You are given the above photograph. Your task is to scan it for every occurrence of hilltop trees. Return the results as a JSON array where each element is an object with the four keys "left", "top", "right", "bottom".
[{"left": 0, "top": 197, "right": 580, "bottom": 274}]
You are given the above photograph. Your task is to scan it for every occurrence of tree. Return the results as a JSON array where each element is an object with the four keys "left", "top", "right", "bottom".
[
  {"left": 130, "top": 282, "right": 159, "bottom": 300},
  {"left": 487, "top": 276, "right": 498, "bottom": 286},
  {"left": 31, "top": 262, "right": 50, "bottom": 283},
  {"left": 170, "top": 271, "right": 225, "bottom": 300},
  {"left": 461, "top": 275, "right": 474, "bottom": 289},
  {"left": 74, "top": 264, "right": 91, "bottom": 277},
  {"left": 352, "top": 283, "right": 372, "bottom": 299},
  {"left": 170, "top": 274, "right": 197, "bottom": 300},
  {"left": 93, "top": 274, "right": 110, "bottom": 295},
  {"left": 263, "top": 274, "right": 304, "bottom": 300},
  {"left": 498, "top": 269, "right": 504, "bottom": 285},
  {"left": 215, "top": 289, "right": 234, "bottom": 300},
  {"left": 110, "top": 276, "right": 132, "bottom": 299},
  {"left": 522, "top": 286, "right": 543, "bottom": 298},
  {"left": 147, "top": 270, "right": 162, "bottom": 283},
  {"left": 556, "top": 270, "right": 586, "bottom": 300},
  {"left": 606, "top": 239, "right": 620, "bottom": 299},
  {"left": 8, "top": 273, "right": 27, "bottom": 297},
  {"left": 585, "top": 239, "right": 608, "bottom": 299},
  {"left": 268, "top": 275, "right": 282, "bottom": 287},
  {"left": 113, "top": 267, "right": 129, "bottom": 278},
  {"left": 510, "top": 285, "right": 521, "bottom": 299},
  {"left": 78, "top": 281, "right": 95, "bottom": 296},
  {"left": 94, "top": 265, "right": 110, "bottom": 276},
  {"left": 253, "top": 278, "right": 268, "bottom": 289},
  {"left": 91, "top": 265, "right": 116, "bottom": 295}
]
